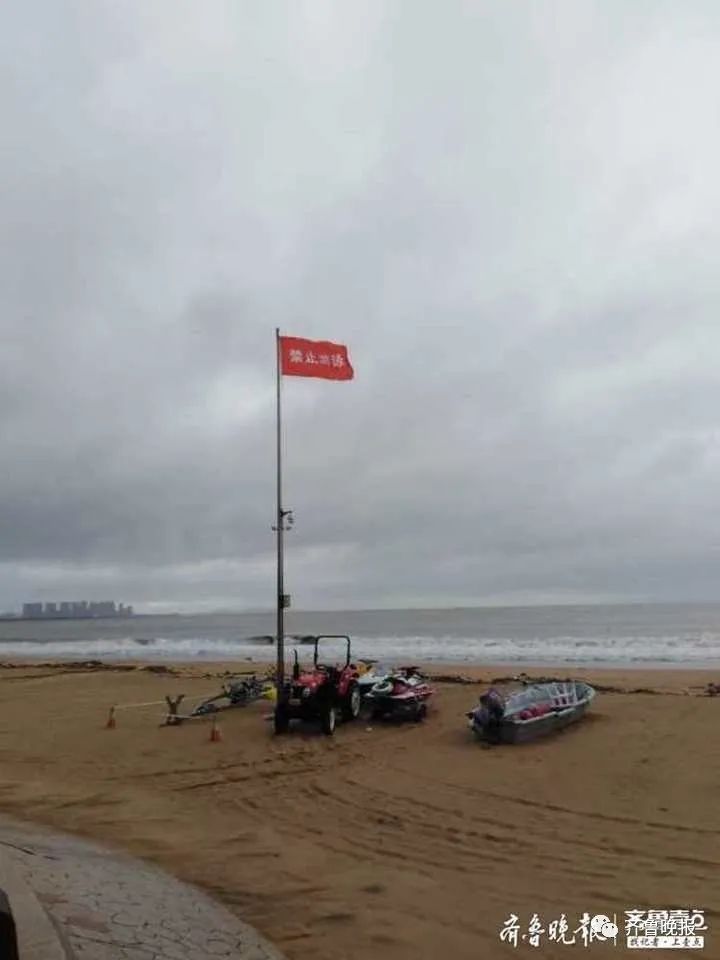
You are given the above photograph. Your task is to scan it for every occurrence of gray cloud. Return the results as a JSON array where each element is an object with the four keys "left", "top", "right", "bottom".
[{"left": 2, "top": 0, "right": 720, "bottom": 611}]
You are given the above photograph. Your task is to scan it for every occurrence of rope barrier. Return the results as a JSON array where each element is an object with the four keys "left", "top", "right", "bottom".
[
  {"left": 105, "top": 683, "right": 273, "bottom": 729},
  {"left": 114, "top": 699, "right": 167, "bottom": 711},
  {"left": 112, "top": 690, "right": 230, "bottom": 711}
]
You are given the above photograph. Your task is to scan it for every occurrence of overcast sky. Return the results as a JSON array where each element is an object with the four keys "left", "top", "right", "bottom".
[{"left": 2, "top": 1, "right": 720, "bottom": 612}]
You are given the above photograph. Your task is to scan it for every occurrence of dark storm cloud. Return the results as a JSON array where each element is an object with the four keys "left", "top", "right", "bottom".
[{"left": 2, "top": 0, "right": 720, "bottom": 611}]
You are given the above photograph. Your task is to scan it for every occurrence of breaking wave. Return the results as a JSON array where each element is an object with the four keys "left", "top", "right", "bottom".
[{"left": 0, "top": 631, "right": 717, "bottom": 665}]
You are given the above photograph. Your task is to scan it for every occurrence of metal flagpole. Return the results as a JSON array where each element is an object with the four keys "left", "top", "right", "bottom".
[{"left": 275, "top": 328, "right": 285, "bottom": 699}]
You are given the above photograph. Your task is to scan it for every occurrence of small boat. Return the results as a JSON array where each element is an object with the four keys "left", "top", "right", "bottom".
[
  {"left": 467, "top": 680, "right": 595, "bottom": 743},
  {"left": 365, "top": 666, "right": 435, "bottom": 722}
]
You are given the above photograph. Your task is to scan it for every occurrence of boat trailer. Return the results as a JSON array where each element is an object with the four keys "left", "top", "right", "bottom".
[{"left": 163, "top": 675, "right": 271, "bottom": 726}]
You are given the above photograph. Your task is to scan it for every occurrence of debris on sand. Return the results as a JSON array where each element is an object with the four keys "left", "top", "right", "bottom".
[{"left": 427, "top": 673, "right": 479, "bottom": 685}]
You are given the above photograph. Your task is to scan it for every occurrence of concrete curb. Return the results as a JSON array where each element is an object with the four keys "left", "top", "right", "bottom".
[{"left": 0, "top": 847, "right": 70, "bottom": 960}]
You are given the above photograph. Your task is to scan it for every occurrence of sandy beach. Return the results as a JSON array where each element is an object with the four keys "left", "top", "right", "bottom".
[{"left": 0, "top": 660, "right": 715, "bottom": 960}]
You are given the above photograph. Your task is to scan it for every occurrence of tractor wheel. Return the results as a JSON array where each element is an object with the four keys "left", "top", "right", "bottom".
[
  {"left": 342, "top": 683, "right": 361, "bottom": 721},
  {"left": 413, "top": 703, "right": 428, "bottom": 723},
  {"left": 274, "top": 703, "right": 290, "bottom": 734},
  {"left": 321, "top": 704, "right": 337, "bottom": 736}
]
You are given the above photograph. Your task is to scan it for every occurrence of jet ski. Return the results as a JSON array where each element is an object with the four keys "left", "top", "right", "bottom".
[
  {"left": 356, "top": 660, "right": 392, "bottom": 696},
  {"left": 364, "top": 666, "right": 435, "bottom": 721}
]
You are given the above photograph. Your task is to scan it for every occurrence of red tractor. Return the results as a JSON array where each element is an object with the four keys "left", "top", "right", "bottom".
[{"left": 274, "top": 635, "right": 361, "bottom": 736}]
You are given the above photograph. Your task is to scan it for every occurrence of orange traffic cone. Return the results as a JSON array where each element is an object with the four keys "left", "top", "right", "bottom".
[
  {"left": 106, "top": 706, "right": 116, "bottom": 730},
  {"left": 209, "top": 717, "right": 222, "bottom": 743}
]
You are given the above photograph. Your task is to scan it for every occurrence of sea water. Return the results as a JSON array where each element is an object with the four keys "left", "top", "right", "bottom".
[{"left": 0, "top": 603, "right": 718, "bottom": 667}]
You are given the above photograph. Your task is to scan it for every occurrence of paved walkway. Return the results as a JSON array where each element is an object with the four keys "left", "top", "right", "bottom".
[{"left": 0, "top": 818, "right": 285, "bottom": 960}]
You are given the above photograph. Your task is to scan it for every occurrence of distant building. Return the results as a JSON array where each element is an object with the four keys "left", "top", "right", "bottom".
[
  {"left": 19, "top": 601, "right": 134, "bottom": 620},
  {"left": 89, "top": 601, "right": 116, "bottom": 617}
]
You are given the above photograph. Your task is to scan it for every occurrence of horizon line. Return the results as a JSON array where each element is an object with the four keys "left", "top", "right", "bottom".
[{"left": 128, "top": 599, "right": 720, "bottom": 616}]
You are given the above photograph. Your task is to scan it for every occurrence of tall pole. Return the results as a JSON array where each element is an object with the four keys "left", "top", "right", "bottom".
[{"left": 275, "top": 328, "right": 285, "bottom": 699}]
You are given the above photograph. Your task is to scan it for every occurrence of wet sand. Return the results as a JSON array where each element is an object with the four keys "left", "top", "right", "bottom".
[{"left": 0, "top": 660, "right": 716, "bottom": 959}]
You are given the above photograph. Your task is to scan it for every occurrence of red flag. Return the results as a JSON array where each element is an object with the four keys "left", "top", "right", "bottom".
[{"left": 279, "top": 336, "right": 354, "bottom": 381}]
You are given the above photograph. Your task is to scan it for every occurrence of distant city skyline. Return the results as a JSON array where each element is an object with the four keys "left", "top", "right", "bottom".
[{"left": 20, "top": 601, "right": 133, "bottom": 620}]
